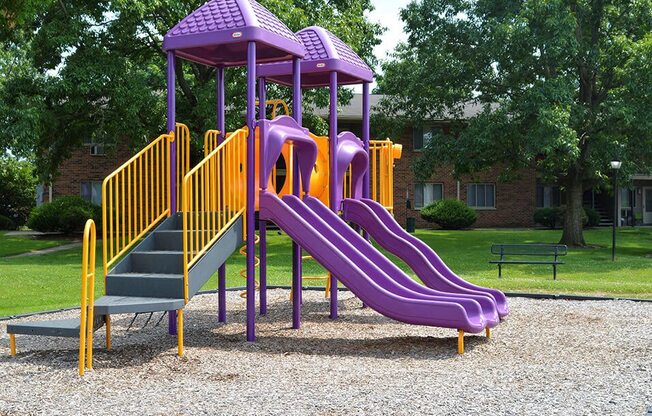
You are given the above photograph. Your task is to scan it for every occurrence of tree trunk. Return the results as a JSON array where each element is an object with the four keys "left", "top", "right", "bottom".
[{"left": 560, "top": 176, "right": 586, "bottom": 247}]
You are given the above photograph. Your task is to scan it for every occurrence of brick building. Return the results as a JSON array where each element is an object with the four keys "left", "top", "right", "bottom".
[{"left": 43, "top": 93, "right": 652, "bottom": 228}]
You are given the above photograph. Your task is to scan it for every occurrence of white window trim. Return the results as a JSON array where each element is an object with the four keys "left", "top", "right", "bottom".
[
  {"left": 414, "top": 182, "right": 444, "bottom": 210},
  {"left": 467, "top": 183, "right": 496, "bottom": 210}
]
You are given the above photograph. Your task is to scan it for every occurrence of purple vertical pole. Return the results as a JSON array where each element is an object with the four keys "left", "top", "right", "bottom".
[
  {"left": 292, "top": 57, "right": 302, "bottom": 329},
  {"left": 360, "top": 82, "right": 370, "bottom": 309},
  {"left": 329, "top": 71, "right": 338, "bottom": 319},
  {"left": 246, "top": 42, "right": 257, "bottom": 342},
  {"left": 217, "top": 66, "right": 227, "bottom": 323},
  {"left": 166, "top": 51, "right": 177, "bottom": 335},
  {"left": 258, "top": 78, "right": 268, "bottom": 316}
]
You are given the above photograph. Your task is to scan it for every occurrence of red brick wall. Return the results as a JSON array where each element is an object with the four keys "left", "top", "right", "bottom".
[
  {"left": 52, "top": 144, "right": 133, "bottom": 199},
  {"left": 391, "top": 127, "right": 537, "bottom": 228}
]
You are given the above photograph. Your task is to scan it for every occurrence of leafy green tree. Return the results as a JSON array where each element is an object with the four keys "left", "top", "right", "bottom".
[
  {"left": 0, "top": 0, "right": 382, "bottom": 180},
  {"left": 0, "top": 156, "right": 38, "bottom": 226},
  {"left": 376, "top": 0, "right": 652, "bottom": 246}
]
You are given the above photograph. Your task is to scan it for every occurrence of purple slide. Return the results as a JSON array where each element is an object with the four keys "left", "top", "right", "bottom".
[
  {"left": 344, "top": 198, "right": 509, "bottom": 317},
  {"left": 259, "top": 191, "right": 494, "bottom": 333}
]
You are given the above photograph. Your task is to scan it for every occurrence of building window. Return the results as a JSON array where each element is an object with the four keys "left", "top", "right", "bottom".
[
  {"left": 414, "top": 183, "right": 443, "bottom": 209},
  {"left": 81, "top": 181, "right": 102, "bottom": 205},
  {"left": 413, "top": 125, "right": 443, "bottom": 151},
  {"left": 536, "top": 184, "right": 561, "bottom": 208},
  {"left": 467, "top": 183, "right": 495, "bottom": 209}
]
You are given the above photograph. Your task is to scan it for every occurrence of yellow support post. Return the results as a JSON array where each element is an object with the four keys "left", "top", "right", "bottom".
[
  {"left": 177, "top": 309, "right": 184, "bottom": 357},
  {"left": 9, "top": 334, "right": 16, "bottom": 356},
  {"left": 105, "top": 315, "right": 112, "bottom": 350},
  {"left": 458, "top": 330, "right": 464, "bottom": 354},
  {"left": 486, "top": 327, "right": 491, "bottom": 338}
]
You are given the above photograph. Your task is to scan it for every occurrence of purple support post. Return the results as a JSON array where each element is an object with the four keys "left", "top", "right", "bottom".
[
  {"left": 291, "top": 57, "right": 302, "bottom": 329},
  {"left": 167, "top": 51, "right": 177, "bottom": 335},
  {"left": 360, "top": 82, "right": 370, "bottom": 309},
  {"left": 246, "top": 42, "right": 257, "bottom": 342},
  {"left": 258, "top": 78, "right": 267, "bottom": 316},
  {"left": 329, "top": 71, "right": 338, "bottom": 319},
  {"left": 216, "top": 66, "right": 227, "bottom": 323}
]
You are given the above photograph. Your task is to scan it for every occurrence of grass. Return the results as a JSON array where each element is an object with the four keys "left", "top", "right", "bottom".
[
  {"left": 1, "top": 227, "right": 650, "bottom": 316},
  {"left": 0, "top": 232, "right": 72, "bottom": 257}
]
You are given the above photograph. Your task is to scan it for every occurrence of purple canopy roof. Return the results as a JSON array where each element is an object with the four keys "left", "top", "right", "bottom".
[
  {"left": 257, "top": 26, "right": 373, "bottom": 87},
  {"left": 163, "top": 0, "right": 305, "bottom": 67}
]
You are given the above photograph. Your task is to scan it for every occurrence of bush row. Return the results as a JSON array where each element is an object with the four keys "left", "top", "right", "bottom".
[{"left": 27, "top": 196, "right": 101, "bottom": 234}]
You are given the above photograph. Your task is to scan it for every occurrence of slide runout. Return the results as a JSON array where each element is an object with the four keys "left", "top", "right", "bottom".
[
  {"left": 360, "top": 198, "right": 509, "bottom": 317},
  {"left": 302, "top": 196, "right": 499, "bottom": 327},
  {"left": 259, "top": 192, "right": 487, "bottom": 333},
  {"left": 286, "top": 195, "right": 487, "bottom": 323}
]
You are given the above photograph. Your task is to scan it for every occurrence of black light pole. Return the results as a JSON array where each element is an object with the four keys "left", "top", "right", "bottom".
[{"left": 610, "top": 160, "right": 622, "bottom": 261}]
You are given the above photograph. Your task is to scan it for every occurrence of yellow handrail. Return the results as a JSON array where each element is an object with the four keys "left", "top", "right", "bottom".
[
  {"left": 204, "top": 129, "right": 220, "bottom": 158},
  {"left": 175, "top": 123, "right": 192, "bottom": 209},
  {"left": 79, "top": 219, "right": 96, "bottom": 376},
  {"left": 102, "top": 132, "right": 175, "bottom": 277},
  {"left": 342, "top": 139, "right": 400, "bottom": 212},
  {"left": 182, "top": 128, "right": 247, "bottom": 303}
]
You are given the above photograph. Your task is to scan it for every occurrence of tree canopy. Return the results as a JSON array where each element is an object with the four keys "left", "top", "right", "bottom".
[
  {"left": 0, "top": 0, "right": 382, "bottom": 179},
  {"left": 376, "top": 0, "right": 652, "bottom": 246}
]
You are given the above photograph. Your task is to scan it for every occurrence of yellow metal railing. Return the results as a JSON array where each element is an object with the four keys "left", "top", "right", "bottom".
[
  {"left": 182, "top": 128, "right": 247, "bottom": 302},
  {"left": 175, "top": 123, "right": 192, "bottom": 209},
  {"left": 79, "top": 219, "right": 96, "bottom": 376},
  {"left": 102, "top": 132, "right": 174, "bottom": 276},
  {"left": 343, "top": 139, "right": 400, "bottom": 212},
  {"left": 204, "top": 129, "right": 220, "bottom": 158}
]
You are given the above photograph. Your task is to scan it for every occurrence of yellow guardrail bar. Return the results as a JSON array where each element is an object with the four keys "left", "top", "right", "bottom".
[
  {"left": 182, "top": 127, "right": 247, "bottom": 303},
  {"left": 342, "top": 139, "right": 400, "bottom": 212},
  {"left": 102, "top": 132, "right": 175, "bottom": 276},
  {"left": 175, "top": 123, "right": 192, "bottom": 209},
  {"left": 79, "top": 219, "right": 96, "bottom": 376}
]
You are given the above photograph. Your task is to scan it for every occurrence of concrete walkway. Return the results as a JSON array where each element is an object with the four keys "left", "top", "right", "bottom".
[{"left": 5, "top": 242, "right": 82, "bottom": 258}]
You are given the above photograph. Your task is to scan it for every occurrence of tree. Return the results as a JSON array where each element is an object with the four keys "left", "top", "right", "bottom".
[
  {"left": 376, "top": 0, "right": 652, "bottom": 246},
  {"left": 0, "top": 0, "right": 382, "bottom": 180},
  {"left": 0, "top": 156, "right": 38, "bottom": 226}
]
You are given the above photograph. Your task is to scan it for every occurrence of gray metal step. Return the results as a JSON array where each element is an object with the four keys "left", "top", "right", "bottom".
[
  {"left": 7, "top": 316, "right": 104, "bottom": 338},
  {"left": 106, "top": 272, "right": 184, "bottom": 298},
  {"left": 94, "top": 296, "right": 184, "bottom": 315},
  {"left": 153, "top": 230, "right": 183, "bottom": 251},
  {"left": 130, "top": 251, "right": 184, "bottom": 274}
]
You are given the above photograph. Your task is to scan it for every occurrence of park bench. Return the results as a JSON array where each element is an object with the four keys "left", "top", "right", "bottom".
[{"left": 490, "top": 244, "right": 567, "bottom": 280}]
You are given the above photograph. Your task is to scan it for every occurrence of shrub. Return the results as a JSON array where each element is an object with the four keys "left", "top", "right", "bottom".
[
  {"left": 420, "top": 199, "right": 477, "bottom": 229},
  {"left": 27, "top": 196, "right": 100, "bottom": 233},
  {"left": 0, "top": 157, "right": 37, "bottom": 226},
  {"left": 584, "top": 207, "right": 600, "bottom": 228},
  {"left": 533, "top": 207, "right": 561, "bottom": 229},
  {"left": 0, "top": 214, "right": 15, "bottom": 230}
]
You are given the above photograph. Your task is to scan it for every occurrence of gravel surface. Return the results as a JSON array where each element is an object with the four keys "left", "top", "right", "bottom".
[{"left": 1, "top": 290, "right": 650, "bottom": 415}]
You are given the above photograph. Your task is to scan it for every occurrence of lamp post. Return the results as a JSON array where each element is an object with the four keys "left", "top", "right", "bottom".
[{"left": 610, "top": 160, "right": 622, "bottom": 261}]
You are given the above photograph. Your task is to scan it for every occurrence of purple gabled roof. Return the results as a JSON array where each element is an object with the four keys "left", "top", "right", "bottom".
[
  {"left": 163, "top": 0, "right": 305, "bottom": 67},
  {"left": 257, "top": 26, "right": 373, "bottom": 87}
]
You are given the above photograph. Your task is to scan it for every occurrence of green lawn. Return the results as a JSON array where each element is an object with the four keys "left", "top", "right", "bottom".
[
  {"left": 0, "top": 232, "right": 72, "bottom": 257},
  {"left": 1, "top": 228, "right": 650, "bottom": 316}
]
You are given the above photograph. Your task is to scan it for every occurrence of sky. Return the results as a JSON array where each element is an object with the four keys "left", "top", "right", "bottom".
[{"left": 352, "top": 0, "right": 412, "bottom": 92}]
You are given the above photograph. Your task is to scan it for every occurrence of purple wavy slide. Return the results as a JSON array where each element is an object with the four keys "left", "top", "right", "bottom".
[
  {"left": 259, "top": 191, "right": 497, "bottom": 333},
  {"left": 342, "top": 198, "right": 509, "bottom": 317}
]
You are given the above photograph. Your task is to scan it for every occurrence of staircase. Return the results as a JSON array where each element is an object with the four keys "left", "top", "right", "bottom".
[{"left": 96, "top": 213, "right": 242, "bottom": 315}]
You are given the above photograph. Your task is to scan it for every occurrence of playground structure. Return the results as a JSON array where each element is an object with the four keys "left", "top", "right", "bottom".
[{"left": 7, "top": 0, "right": 509, "bottom": 370}]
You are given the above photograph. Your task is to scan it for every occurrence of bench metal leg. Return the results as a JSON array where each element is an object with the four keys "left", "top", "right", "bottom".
[
  {"left": 498, "top": 264, "right": 502, "bottom": 278},
  {"left": 553, "top": 264, "right": 557, "bottom": 280},
  {"left": 9, "top": 333, "right": 16, "bottom": 356}
]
